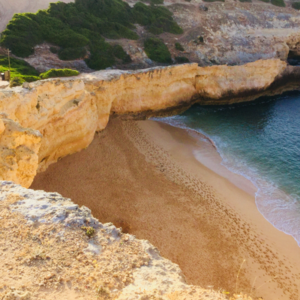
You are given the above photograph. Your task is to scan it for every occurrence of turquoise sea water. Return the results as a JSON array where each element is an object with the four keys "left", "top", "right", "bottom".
[{"left": 159, "top": 92, "right": 300, "bottom": 245}]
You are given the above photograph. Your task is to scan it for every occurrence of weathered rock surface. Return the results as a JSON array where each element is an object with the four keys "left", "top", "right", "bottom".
[
  {"left": 4, "top": 0, "right": 300, "bottom": 70},
  {"left": 0, "top": 60, "right": 299, "bottom": 187},
  {"left": 196, "top": 59, "right": 287, "bottom": 100},
  {"left": 0, "top": 181, "right": 229, "bottom": 300},
  {"left": 167, "top": 1, "right": 300, "bottom": 66},
  {"left": 0, "top": 114, "right": 41, "bottom": 188},
  {"left": 127, "top": 0, "right": 300, "bottom": 66},
  {"left": 0, "top": 63, "right": 198, "bottom": 180},
  {"left": 23, "top": 44, "right": 93, "bottom": 74},
  {"left": 195, "top": 58, "right": 300, "bottom": 104}
]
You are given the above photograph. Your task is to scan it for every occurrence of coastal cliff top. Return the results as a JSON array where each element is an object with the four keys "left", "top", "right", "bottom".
[
  {"left": 0, "top": 181, "right": 232, "bottom": 300},
  {"left": 1, "top": 0, "right": 300, "bottom": 74}
]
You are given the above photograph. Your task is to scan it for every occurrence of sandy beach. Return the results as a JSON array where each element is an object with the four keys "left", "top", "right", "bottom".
[{"left": 31, "top": 119, "right": 300, "bottom": 300}]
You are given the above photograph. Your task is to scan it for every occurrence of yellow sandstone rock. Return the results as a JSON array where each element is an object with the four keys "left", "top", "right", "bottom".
[
  {"left": 0, "top": 59, "right": 298, "bottom": 186},
  {"left": 0, "top": 113, "right": 42, "bottom": 187},
  {"left": 195, "top": 59, "right": 288, "bottom": 104}
]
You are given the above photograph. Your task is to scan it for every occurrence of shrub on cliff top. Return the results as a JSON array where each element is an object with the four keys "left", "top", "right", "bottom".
[
  {"left": 203, "top": 0, "right": 225, "bottom": 2},
  {"left": 58, "top": 47, "right": 87, "bottom": 61},
  {"left": 50, "top": 46, "right": 59, "bottom": 54},
  {"left": 85, "top": 40, "right": 116, "bottom": 70},
  {"left": 40, "top": 68, "right": 79, "bottom": 79},
  {"left": 132, "top": 2, "right": 183, "bottom": 35},
  {"left": 292, "top": 1, "right": 300, "bottom": 9},
  {"left": 175, "top": 56, "right": 189, "bottom": 63},
  {"left": 1, "top": 0, "right": 182, "bottom": 70},
  {"left": 112, "top": 45, "right": 132, "bottom": 63},
  {"left": 0, "top": 55, "right": 40, "bottom": 83},
  {"left": 144, "top": 37, "right": 172, "bottom": 63},
  {"left": 10, "top": 77, "right": 25, "bottom": 87},
  {"left": 142, "top": 0, "right": 164, "bottom": 4},
  {"left": 271, "top": 0, "right": 285, "bottom": 6},
  {"left": 175, "top": 42, "right": 184, "bottom": 51}
]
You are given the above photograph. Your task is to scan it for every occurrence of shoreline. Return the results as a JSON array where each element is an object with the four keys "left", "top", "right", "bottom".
[
  {"left": 154, "top": 119, "right": 257, "bottom": 197},
  {"left": 158, "top": 117, "right": 300, "bottom": 249},
  {"left": 136, "top": 120, "right": 300, "bottom": 299},
  {"left": 31, "top": 119, "right": 300, "bottom": 300}
]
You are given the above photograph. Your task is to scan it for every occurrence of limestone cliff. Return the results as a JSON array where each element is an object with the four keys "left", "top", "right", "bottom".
[
  {"left": 0, "top": 64, "right": 198, "bottom": 180},
  {"left": 0, "top": 60, "right": 299, "bottom": 187},
  {"left": 168, "top": 2, "right": 300, "bottom": 66},
  {"left": 0, "top": 114, "right": 41, "bottom": 188},
  {"left": 84, "top": 64, "right": 198, "bottom": 119},
  {"left": 195, "top": 59, "right": 300, "bottom": 105},
  {"left": 0, "top": 181, "right": 234, "bottom": 300}
]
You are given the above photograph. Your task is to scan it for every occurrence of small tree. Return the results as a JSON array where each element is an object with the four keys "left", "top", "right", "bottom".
[{"left": 175, "top": 42, "right": 184, "bottom": 51}]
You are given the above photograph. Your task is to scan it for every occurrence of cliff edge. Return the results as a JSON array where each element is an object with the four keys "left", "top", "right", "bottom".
[
  {"left": 0, "top": 181, "right": 232, "bottom": 300},
  {"left": 0, "top": 59, "right": 299, "bottom": 187}
]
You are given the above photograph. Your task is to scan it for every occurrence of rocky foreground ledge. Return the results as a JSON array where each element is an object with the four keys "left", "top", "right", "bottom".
[
  {"left": 0, "top": 59, "right": 299, "bottom": 188},
  {"left": 0, "top": 181, "right": 236, "bottom": 300}
]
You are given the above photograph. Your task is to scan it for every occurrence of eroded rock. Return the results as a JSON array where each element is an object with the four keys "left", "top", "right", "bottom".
[
  {"left": 0, "top": 60, "right": 299, "bottom": 186},
  {"left": 0, "top": 114, "right": 41, "bottom": 187},
  {"left": 0, "top": 181, "right": 228, "bottom": 300}
]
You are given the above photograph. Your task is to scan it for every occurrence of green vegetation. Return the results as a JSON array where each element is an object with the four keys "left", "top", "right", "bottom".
[
  {"left": 133, "top": 2, "right": 182, "bottom": 35},
  {"left": 239, "top": 0, "right": 252, "bottom": 2},
  {"left": 0, "top": 55, "right": 40, "bottom": 83},
  {"left": 50, "top": 46, "right": 59, "bottom": 54},
  {"left": 10, "top": 77, "right": 25, "bottom": 88},
  {"left": 175, "top": 56, "right": 189, "bottom": 63},
  {"left": 175, "top": 42, "right": 184, "bottom": 51},
  {"left": 81, "top": 226, "right": 95, "bottom": 238},
  {"left": 58, "top": 47, "right": 87, "bottom": 61},
  {"left": 259, "top": 0, "right": 270, "bottom": 2},
  {"left": 203, "top": 0, "right": 225, "bottom": 2},
  {"left": 271, "top": 0, "right": 285, "bottom": 6},
  {"left": 0, "top": 55, "right": 80, "bottom": 86},
  {"left": 85, "top": 40, "right": 116, "bottom": 70},
  {"left": 193, "top": 36, "right": 204, "bottom": 45},
  {"left": 40, "top": 68, "right": 79, "bottom": 79},
  {"left": 142, "top": 0, "right": 164, "bottom": 4},
  {"left": 1, "top": 0, "right": 182, "bottom": 70},
  {"left": 112, "top": 45, "right": 132, "bottom": 63},
  {"left": 144, "top": 37, "right": 172, "bottom": 63},
  {"left": 292, "top": 1, "right": 300, "bottom": 9}
]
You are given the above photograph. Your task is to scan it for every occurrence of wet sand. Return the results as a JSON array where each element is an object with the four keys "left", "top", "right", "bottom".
[{"left": 31, "top": 119, "right": 300, "bottom": 300}]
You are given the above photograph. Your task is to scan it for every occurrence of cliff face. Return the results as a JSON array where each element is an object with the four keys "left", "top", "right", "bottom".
[
  {"left": 0, "top": 64, "right": 198, "bottom": 181},
  {"left": 168, "top": 2, "right": 300, "bottom": 66},
  {"left": 0, "top": 80, "right": 99, "bottom": 174},
  {"left": 0, "top": 113, "right": 41, "bottom": 187},
  {"left": 195, "top": 59, "right": 295, "bottom": 105},
  {"left": 0, "top": 60, "right": 299, "bottom": 187},
  {"left": 84, "top": 64, "right": 198, "bottom": 118}
]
